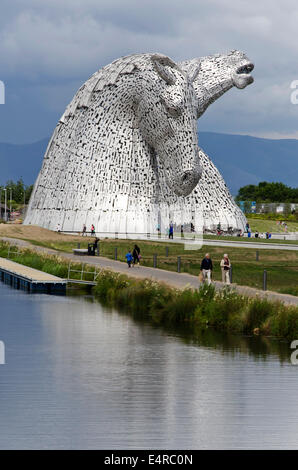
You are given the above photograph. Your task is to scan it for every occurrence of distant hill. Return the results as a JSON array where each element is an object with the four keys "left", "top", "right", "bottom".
[
  {"left": 199, "top": 132, "right": 298, "bottom": 194},
  {"left": 0, "top": 132, "right": 297, "bottom": 194}
]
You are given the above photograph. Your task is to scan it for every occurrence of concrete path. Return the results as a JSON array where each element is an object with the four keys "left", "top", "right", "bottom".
[
  {"left": 1, "top": 236, "right": 297, "bottom": 307},
  {"left": 200, "top": 239, "right": 298, "bottom": 251},
  {"left": 73, "top": 233, "right": 298, "bottom": 250}
]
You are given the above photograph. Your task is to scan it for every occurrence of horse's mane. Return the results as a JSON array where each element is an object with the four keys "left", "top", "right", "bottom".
[{"left": 60, "top": 53, "right": 162, "bottom": 123}]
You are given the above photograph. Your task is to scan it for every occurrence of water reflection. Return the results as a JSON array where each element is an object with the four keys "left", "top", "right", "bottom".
[
  {"left": 75, "top": 291, "right": 291, "bottom": 364},
  {"left": 0, "top": 283, "right": 297, "bottom": 449}
]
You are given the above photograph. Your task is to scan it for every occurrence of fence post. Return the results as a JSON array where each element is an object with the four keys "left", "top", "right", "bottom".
[
  {"left": 177, "top": 256, "right": 181, "bottom": 273},
  {"left": 97, "top": 246, "right": 100, "bottom": 257},
  {"left": 77, "top": 243, "right": 80, "bottom": 249},
  {"left": 165, "top": 246, "right": 169, "bottom": 257},
  {"left": 115, "top": 247, "right": 118, "bottom": 260},
  {"left": 229, "top": 266, "right": 233, "bottom": 283},
  {"left": 67, "top": 262, "right": 71, "bottom": 280},
  {"left": 153, "top": 253, "right": 157, "bottom": 268},
  {"left": 256, "top": 250, "right": 259, "bottom": 261},
  {"left": 263, "top": 270, "right": 267, "bottom": 291}
]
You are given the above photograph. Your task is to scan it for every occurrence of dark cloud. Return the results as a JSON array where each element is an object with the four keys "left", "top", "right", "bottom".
[{"left": 0, "top": 0, "right": 297, "bottom": 142}]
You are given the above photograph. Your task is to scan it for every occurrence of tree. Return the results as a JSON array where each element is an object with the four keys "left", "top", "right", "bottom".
[
  {"left": 0, "top": 179, "right": 33, "bottom": 205},
  {"left": 236, "top": 182, "right": 298, "bottom": 203}
]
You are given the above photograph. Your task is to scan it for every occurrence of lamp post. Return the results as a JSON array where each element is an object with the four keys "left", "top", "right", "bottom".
[
  {"left": 9, "top": 187, "right": 12, "bottom": 218},
  {"left": 4, "top": 188, "right": 7, "bottom": 221}
]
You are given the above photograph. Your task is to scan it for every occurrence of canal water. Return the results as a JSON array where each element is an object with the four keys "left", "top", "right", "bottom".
[{"left": 0, "top": 282, "right": 297, "bottom": 449}]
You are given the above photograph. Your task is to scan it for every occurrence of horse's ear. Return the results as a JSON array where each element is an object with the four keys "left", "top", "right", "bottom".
[
  {"left": 178, "top": 59, "right": 201, "bottom": 83},
  {"left": 190, "top": 63, "right": 201, "bottom": 83},
  {"left": 151, "top": 54, "right": 178, "bottom": 85}
]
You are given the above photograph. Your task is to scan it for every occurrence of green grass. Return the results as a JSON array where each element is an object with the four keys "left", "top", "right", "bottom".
[{"left": 246, "top": 217, "right": 298, "bottom": 233}]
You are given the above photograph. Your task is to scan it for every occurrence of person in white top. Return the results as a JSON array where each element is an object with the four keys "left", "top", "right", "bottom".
[{"left": 220, "top": 254, "right": 231, "bottom": 284}]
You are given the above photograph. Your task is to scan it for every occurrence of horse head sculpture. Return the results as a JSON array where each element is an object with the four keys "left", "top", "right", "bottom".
[
  {"left": 135, "top": 54, "right": 202, "bottom": 196},
  {"left": 179, "top": 50, "right": 254, "bottom": 118},
  {"left": 25, "top": 51, "right": 254, "bottom": 234}
]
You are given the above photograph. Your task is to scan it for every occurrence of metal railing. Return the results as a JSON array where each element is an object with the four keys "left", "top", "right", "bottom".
[
  {"left": 7, "top": 245, "right": 21, "bottom": 259},
  {"left": 66, "top": 262, "right": 100, "bottom": 284}
]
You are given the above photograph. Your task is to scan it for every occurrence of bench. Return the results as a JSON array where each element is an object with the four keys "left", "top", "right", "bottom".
[{"left": 72, "top": 248, "right": 89, "bottom": 256}]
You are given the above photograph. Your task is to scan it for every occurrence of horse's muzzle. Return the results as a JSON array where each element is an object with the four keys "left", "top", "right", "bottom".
[{"left": 172, "top": 167, "right": 202, "bottom": 197}]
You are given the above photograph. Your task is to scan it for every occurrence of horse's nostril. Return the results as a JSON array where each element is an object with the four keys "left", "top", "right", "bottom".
[
  {"left": 172, "top": 167, "right": 202, "bottom": 197},
  {"left": 181, "top": 171, "right": 196, "bottom": 185}
]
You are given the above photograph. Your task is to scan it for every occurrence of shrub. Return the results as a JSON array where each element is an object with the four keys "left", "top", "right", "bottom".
[
  {"left": 93, "top": 270, "right": 130, "bottom": 302},
  {"left": 265, "top": 306, "right": 298, "bottom": 341},
  {"left": 242, "top": 297, "right": 276, "bottom": 333},
  {"left": 194, "top": 287, "right": 246, "bottom": 332}
]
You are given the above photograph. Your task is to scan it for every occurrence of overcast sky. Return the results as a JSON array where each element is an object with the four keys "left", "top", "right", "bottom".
[{"left": 0, "top": 0, "right": 298, "bottom": 143}]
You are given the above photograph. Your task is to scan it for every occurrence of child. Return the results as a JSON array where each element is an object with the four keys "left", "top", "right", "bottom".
[{"left": 125, "top": 250, "right": 133, "bottom": 268}]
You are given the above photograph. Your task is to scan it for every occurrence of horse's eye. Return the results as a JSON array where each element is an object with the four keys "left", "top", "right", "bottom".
[
  {"left": 165, "top": 105, "right": 182, "bottom": 118},
  {"left": 160, "top": 97, "right": 182, "bottom": 118}
]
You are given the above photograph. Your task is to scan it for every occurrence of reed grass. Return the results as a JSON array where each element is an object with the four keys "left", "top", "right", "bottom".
[{"left": 93, "top": 268, "right": 298, "bottom": 341}]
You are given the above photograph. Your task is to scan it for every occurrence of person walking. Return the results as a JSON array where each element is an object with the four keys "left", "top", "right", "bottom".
[
  {"left": 220, "top": 254, "right": 231, "bottom": 284},
  {"left": 169, "top": 222, "right": 174, "bottom": 240},
  {"left": 91, "top": 224, "right": 95, "bottom": 236},
  {"left": 125, "top": 250, "right": 133, "bottom": 268},
  {"left": 82, "top": 224, "right": 87, "bottom": 236},
  {"left": 92, "top": 237, "right": 100, "bottom": 256},
  {"left": 200, "top": 253, "right": 213, "bottom": 285},
  {"left": 132, "top": 244, "right": 141, "bottom": 266}
]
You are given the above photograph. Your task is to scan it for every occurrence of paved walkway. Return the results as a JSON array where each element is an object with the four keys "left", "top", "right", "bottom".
[
  {"left": 1, "top": 236, "right": 298, "bottom": 306},
  {"left": 200, "top": 239, "right": 298, "bottom": 251},
  {"left": 58, "top": 231, "right": 298, "bottom": 250},
  {"left": 73, "top": 234, "right": 298, "bottom": 250}
]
